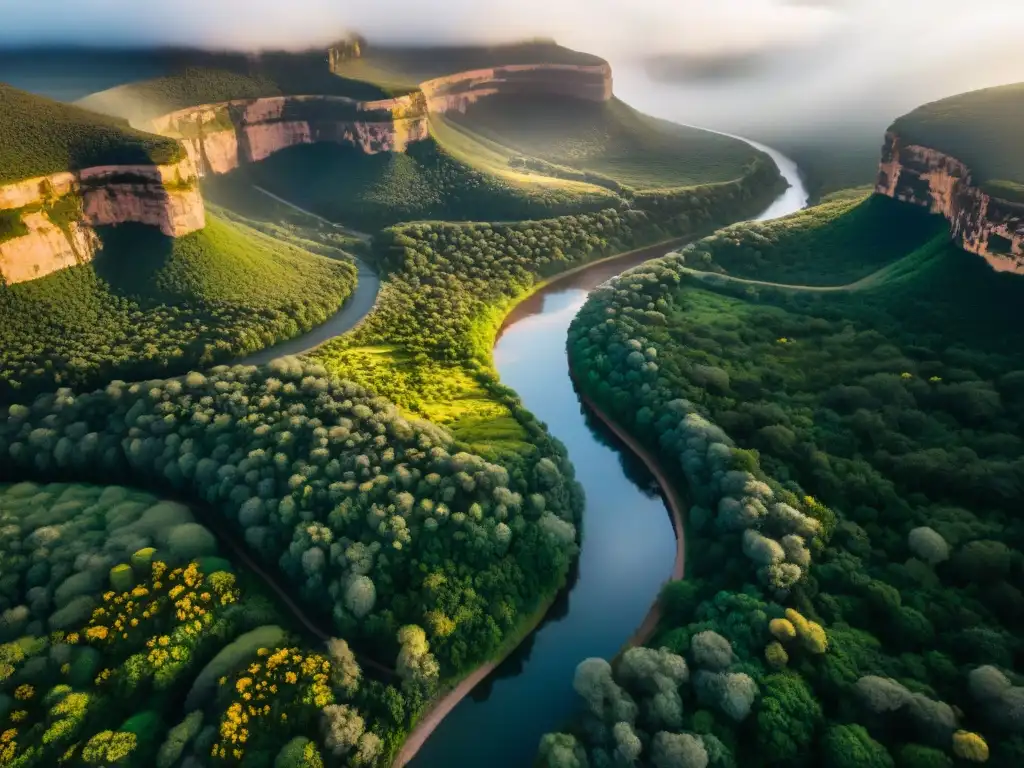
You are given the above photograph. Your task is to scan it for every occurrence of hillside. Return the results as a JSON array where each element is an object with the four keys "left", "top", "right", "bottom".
[
  {"left": 0, "top": 213, "right": 356, "bottom": 400},
  {"left": 0, "top": 83, "right": 182, "bottom": 184},
  {"left": 558, "top": 198, "right": 1024, "bottom": 767},
  {"left": 446, "top": 95, "right": 765, "bottom": 189},
  {"left": 77, "top": 49, "right": 388, "bottom": 123},
  {"left": 331, "top": 40, "right": 605, "bottom": 92},
  {"left": 890, "top": 82, "right": 1024, "bottom": 186}
]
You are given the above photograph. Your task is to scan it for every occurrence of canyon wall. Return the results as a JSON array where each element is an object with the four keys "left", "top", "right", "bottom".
[
  {"left": 876, "top": 132, "right": 1024, "bottom": 274},
  {"left": 2, "top": 53, "right": 614, "bottom": 284},
  {"left": 148, "top": 96, "right": 430, "bottom": 176},
  {"left": 148, "top": 62, "right": 613, "bottom": 177},
  {"left": 418, "top": 63, "right": 613, "bottom": 113},
  {"left": 0, "top": 156, "right": 204, "bottom": 285}
]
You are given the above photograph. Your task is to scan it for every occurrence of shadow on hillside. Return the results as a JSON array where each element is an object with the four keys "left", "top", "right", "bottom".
[{"left": 92, "top": 223, "right": 174, "bottom": 300}]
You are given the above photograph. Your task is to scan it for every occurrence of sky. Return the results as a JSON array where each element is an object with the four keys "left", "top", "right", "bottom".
[{"left": 3, "top": 0, "right": 1024, "bottom": 136}]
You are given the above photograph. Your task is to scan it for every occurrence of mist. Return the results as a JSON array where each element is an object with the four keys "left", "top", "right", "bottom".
[{"left": 3, "top": 0, "right": 1024, "bottom": 172}]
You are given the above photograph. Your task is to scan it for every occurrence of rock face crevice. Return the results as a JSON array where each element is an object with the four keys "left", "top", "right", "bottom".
[
  {"left": 876, "top": 131, "right": 1024, "bottom": 274},
  {"left": 0, "top": 156, "right": 204, "bottom": 285}
]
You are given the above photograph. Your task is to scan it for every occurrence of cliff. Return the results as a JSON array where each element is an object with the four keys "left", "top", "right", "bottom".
[
  {"left": 876, "top": 131, "right": 1024, "bottom": 274},
  {"left": 0, "top": 156, "right": 204, "bottom": 284},
  {"left": 148, "top": 95, "right": 430, "bottom": 176},
  {"left": 143, "top": 62, "right": 612, "bottom": 177}
]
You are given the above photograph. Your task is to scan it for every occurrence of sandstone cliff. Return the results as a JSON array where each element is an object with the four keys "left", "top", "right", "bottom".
[
  {"left": 148, "top": 96, "right": 430, "bottom": 176},
  {"left": 144, "top": 61, "right": 612, "bottom": 177},
  {"left": 0, "top": 156, "right": 204, "bottom": 285},
  {"left": 876, "top": 131, "right": 1024, "bottom": 274}
]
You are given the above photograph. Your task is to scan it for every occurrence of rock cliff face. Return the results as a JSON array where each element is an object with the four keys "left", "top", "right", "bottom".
[
  {"left": 148, "top": 96, "right": 430, "bottom": 176},
  {"left": 419, "top": 62, "right": 613, "bottom": 113},
  {"left": 146, "top": 62, "right": 613, "bottom": 177},
  {"left": 1, "top": 52, "right": 615, "bottom": 284},
  {"left": 876, "top": 132, "right": 1024, "bottom": 274},
  {"left": 0, "top": 156, "right": 204, "bottom": 285}
]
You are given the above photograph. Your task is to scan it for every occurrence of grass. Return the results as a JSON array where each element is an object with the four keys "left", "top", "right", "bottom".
[
  {"left": 241, "top": 137, "right": 614, "bottom": 231},
  {"left": 891, "top": 81, "right": 1024, "bottom": 185},
  {"left": 77, "top": 50, "right": 388, "bottom": 123},
  {"left": 312, "top": 344, "right": 534, "bottom": 460},
  {"left": 980, "top": 179, "right": 1024, "bottom": 204},
  {"left": 331, "top": 40, "right": 605, "bottom": 87},
  {"left": 0, "top": 214, "right": 356, "bottom": 401},
  {"left": 679, "top": 192, "right": 947, "bottom": 285},
  {"left": 446, "top": 96, "right": 761, "bottom": 189},
  {"left": 0, "top": 84, "right": 182, "bottom": 184}
]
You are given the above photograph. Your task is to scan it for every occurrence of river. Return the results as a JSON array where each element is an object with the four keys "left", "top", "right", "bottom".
[{"left": 408, "top": 80, "right": 809, "bottom": 766}]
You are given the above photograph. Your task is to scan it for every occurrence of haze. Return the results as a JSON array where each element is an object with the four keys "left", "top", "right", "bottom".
[{"left": 4, "top": 0, "right": 1024, "bottom": 138}]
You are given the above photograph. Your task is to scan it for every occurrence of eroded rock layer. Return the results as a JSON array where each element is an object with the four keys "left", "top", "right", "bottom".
[
  {"left": 0, "top": 157, "right": 203, "bottom": 285},
  {"left": 876, "top": 132, "right": 1024, "bottom": 274}
]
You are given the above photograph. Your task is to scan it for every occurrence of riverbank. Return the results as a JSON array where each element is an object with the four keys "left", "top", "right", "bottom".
[
  {"left": 576, "top": 389, "right": 687, "bottom": 651},
  {"left": 394, "top": 593, "right": 557, "bottom": 767}
]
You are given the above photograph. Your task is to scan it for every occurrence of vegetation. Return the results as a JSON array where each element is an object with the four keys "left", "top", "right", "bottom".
[
  {"left": 77, "top": 50, "right": 389, "bottom": 123},
  {"left": 449, "top": 96, "right": 762, "bottom": 189},
  {"left": 0, "top": 215, "right": 356, "bottom": 402},
  {"left": 0, "top": 84, "right": 182, "bottom": 184},
  {"left": 331, "top": 40, "right": 605, "bottom": 91},
  {"left": 244, "top": 139, "right": 615, "bottom": 232},
  {"left": 0, "top": 482, "right": 419, "bottom": 766},
  {"left": 546, "top": 197, "right": 1024, "bottom": 766},
  {"left": 677, "top": 193, "right": 945, "bottom": 285},
  {"left": 891, "top": 82, "right": 1024, "bottom": 186}
]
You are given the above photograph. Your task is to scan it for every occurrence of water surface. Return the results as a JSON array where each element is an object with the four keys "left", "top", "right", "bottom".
[{"left": 411, "top": 117, "right": 808, "bottom": 765}]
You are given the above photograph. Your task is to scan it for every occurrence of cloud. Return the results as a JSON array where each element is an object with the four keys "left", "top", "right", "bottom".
[{"left": 2, "top": 0, "right": 1023, "bottom": 141}]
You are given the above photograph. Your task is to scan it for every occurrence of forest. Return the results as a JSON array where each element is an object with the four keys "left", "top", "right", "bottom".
[
  {"left": 0, "top": 215, "right": 356, "bottom": 403},
  {"left": 0, "top": 354, "right": 586, "bottom": 764},
  {"left": 552, "top": 195, "right": 1023, "bottom": 767},
  {"left": 0, "top": 481, "right": 413, "bottom": 767},
  {"left": 0, "top": 85, "right": 181, "bottom": 184}
]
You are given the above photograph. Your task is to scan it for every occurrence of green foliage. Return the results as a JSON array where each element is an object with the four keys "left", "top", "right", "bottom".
[
  {"left": 450, "top": 95, "right": 762, "bottom": 188},
  {"left": 547, "top": 196, "right": 1024, "bottom": 765},
  {"left": 677, "top": 193, "right": 945, "bottom": 285},
  {"left": 246, "top": 139, "right": 615, "bottom": 232},
  {"left": 755, "top": 672, "right": 823, "bottom": 763},
  {"left": 891, "top": 82, "right": 1024, "bottom": 185},
  {"left": 822, "top": 724, "right": 893, "bottom": 768},
  {"left": 0, "top": 214, "right": 356, "bottom": 402},
  {"left": 184, "top": 625, "right": 288, "bottom": 710},
  {"left": 0, "top": 84, "right": 181, "bottom": 184}
]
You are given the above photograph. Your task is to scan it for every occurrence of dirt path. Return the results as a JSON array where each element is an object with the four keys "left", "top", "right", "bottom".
[
  {"left": 251, "top": 185, "right": 372, "bottom": 242},
  {"left": 577, "top": 390, "right": 687, "bottom": 650},
  {"left": 206, "top": 517, "right": 396, "bottom": 679}
]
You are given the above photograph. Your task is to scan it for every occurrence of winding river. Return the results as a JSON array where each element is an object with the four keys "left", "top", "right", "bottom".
[
  {"left": 229, "top": 86, "right": 808, "bottom": 764},
  {"left": 409, "top": 104, "right": 810, "bottom": 765}
]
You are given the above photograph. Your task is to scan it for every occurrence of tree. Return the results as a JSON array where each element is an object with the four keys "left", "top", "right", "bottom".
[
  {"left": 538, "top": 733, "right": 589, "bottom": 768},
  {"left": 326, "top": 638, "right": 361, "bottom": 698},
  {"left": 952, "top": 731, "right": 989, "bottom": 763},
  {"left": 755, "top": 672, "right": 822, "bottom": 763},
  {"left": 321, "top": 704, "right": 365, "bottom": 756},
  {"left": 822, "top": 724, "right": 893, "bottom": 768},
  {"left": 690, "top": 631, "right": 735, "bottom": 671},
  {"left": 907, "top": 527, "right": 949, "bottom": 566},
  {"left": 651, "top": 732, "right": 709, "bottom": 768}
]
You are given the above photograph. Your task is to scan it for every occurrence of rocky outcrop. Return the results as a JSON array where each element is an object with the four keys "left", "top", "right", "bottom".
[
  {"left": 419, "top": 63, "right": 613, "bottom": 113},
  {"left": 0, "top": 156, "right": 204, "bottom": 285},
  {"left": 146, "top": 62, "right": 613, "bottom": 177},
  {"left": 148, "top": 96, "right": 430, "bottom": 176},
  {"left": 876, "top": 131, "right": 1024, "bottom": 274}
]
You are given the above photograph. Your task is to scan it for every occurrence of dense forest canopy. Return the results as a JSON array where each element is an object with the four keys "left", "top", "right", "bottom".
[
  {"left": 0, "top": 84, "right": 182, "bottom": 184},
  {"left": 551, "top": 195, "right": 1024, "bottom": 767},
  {"left": 0, "top": 214, "right": 356, "bottom": 403}
]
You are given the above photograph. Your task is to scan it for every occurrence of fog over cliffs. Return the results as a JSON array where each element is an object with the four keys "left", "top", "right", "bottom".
[{"left": 3, "top": 0, "right": 1024, "bottom": 139}]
